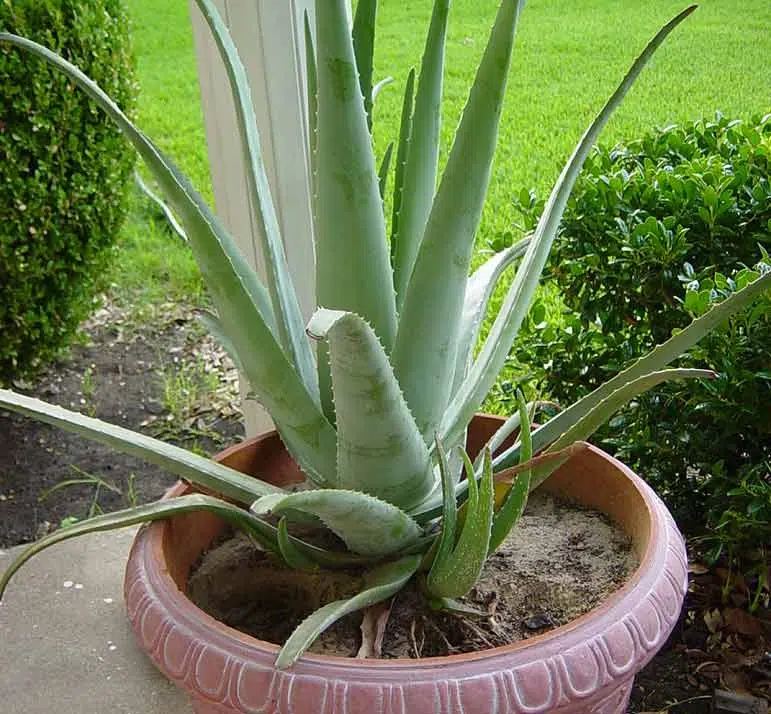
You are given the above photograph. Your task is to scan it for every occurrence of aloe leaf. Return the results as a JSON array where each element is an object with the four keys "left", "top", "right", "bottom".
[
  {"left": 393, "top": 0, "right": 523, "bottom": 440},
  {"left": 275, "top": 554, "right": 421, "bottom": 669},
  {"left": 452, "top": 236, "right": 531, "bottom": 399},
  {"left": 0, "top": 389, "right": 281, "bottom": 505},
  {"left": 195, "top": 0, "right": 318, "bottom": 402},
  {"left": 307, "top": 309, "right": 435, "bottom": 509},
  {"left": 314, "top": 0, "right": 397, "bottom": 352},
  {"left": 0, "top": 33, "right": 338, "bottom": 486},
  {"left": 488, "top": 390, "right": 531, "bottom": 553},
  {"left": 0, "top": 495, "right": 281, "bottom": 601},
  {"left": 494, "top": 269, "right": 771, "bottom": 471},
  {"left": 277, "top": 517, "right": 320, "bottom": 571},
  {"left": 426, "top": 450, "right": 494, "bottom": 599},
  {"left": 372, "top": 75, "right": 394, "bottom": 101},
  {"left": 252, "top": 489, "right": 422, "bottom": 557},
  {"left": 196, "top": 310, "right": 247, "bottom": 374},
  {"left": 428, "top": 436, "right": 458, "bottom": 576},
  {"left": 378, "top": 141, "right": 394, "bottom": 201},
  {"left": 304, "top": 10, "right": 318, "bottom": 180},
  {"left": 391, "top": 0, "right": 450, "bottom": 310},
  {"left": 440, "top": 5, "right": 698, "bottom": 448},
  {"left": 352, "top": 0, "right": 377, "bottom": 130},
  {"left": 524, "top": 368, "right": 714, "bottom": 488},
  {"left": 390, "top": 68, "right": 416, "bottom": 255}
]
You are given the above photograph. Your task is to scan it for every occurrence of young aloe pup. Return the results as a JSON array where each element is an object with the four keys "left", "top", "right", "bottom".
[{"left": 0, "top": 0, "right": 769, "bottom": 668}]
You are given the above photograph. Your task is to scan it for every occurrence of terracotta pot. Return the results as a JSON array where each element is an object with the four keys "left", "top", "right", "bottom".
[{"left": 125, "top": 415, "right": 687, "bottom": 714}]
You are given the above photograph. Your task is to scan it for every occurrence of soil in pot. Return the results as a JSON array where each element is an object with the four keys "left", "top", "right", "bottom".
[{"left": 188, "top": 489, "right": 638, "bottom": 658}]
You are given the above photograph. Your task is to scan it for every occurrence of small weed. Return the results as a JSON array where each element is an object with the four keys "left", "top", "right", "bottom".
[
  {"left": 40, "top": 464, "right": 139, "bottom": 527},
  {"left": 161, "top": 357, "right": 220, "bottom": 424}
]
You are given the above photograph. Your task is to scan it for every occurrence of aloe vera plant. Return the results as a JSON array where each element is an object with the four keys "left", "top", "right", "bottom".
[{"left": 1, "top": 0, "right": 769, "bottom": 669}]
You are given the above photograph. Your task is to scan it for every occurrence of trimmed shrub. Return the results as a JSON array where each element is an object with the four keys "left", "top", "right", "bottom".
[
  {"left": 0, "top": 0, "right": 137, "bottom": 383},
  {"left": 511, "top": 115, "right": 771, "bottom": 542}
]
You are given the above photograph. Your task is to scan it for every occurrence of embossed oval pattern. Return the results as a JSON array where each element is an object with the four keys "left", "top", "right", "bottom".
[{"left": 124, "top": 438, "right": 687, "bottom": 714}]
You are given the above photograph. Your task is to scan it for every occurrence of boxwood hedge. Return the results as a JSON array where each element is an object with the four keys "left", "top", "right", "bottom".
[{"left": 0, "top": 0, "right": 137, "bottom": 383}]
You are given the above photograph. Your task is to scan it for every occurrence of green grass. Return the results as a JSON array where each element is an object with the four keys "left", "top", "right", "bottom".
[
  {"left": 110, "top": 0, "right": 770, "bottom": 327},
  {"left": 371, "top": 0, "right": 771, "bottom": 248}
]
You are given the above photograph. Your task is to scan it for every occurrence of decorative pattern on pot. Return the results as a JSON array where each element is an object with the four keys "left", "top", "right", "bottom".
[{"left": 124, "top": 442, "right": 687, "bottom": 714}]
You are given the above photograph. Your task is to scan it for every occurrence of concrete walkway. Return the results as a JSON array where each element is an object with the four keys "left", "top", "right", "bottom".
[{"left": 0, "top": 529, "right": 189, "bottom": 713}]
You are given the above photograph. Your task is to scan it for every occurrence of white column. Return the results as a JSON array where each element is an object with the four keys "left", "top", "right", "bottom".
[{"left": 189, "top": 0, "right": 316, "bottom": 436}]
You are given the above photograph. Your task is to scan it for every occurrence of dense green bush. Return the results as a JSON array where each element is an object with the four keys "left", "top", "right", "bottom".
[
  {"left": 513, "top": 113, "right": 770, "bottom": 402},
  {"left": 0, "top": 0, "right": 137, "bottom": 383},
  {"left": 510, "top": 115, "right": 770, "bottom": 543}
]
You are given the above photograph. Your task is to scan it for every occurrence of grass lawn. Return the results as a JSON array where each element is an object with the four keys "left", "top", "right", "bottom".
[{"left": 112, "top": 0, "right": 770, "bottom": 333}]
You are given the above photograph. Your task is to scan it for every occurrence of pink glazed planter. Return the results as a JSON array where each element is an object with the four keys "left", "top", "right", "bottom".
[{"left": 124, "top": 415, "right": 688, "bottom": 714}]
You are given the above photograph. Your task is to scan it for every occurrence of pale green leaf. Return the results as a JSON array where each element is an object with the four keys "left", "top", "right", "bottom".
[
  {"left": 429, "top": 435, "right": 458, "bottom": 576},
  {"left": 372, "top": 75, "right": 394, "bottom": 101},
  {"left": 277, "top": 517, "right": 320, "bottom": 571},
  {"left": 390, "top": 67, "right": 416, "bottom": 253},
  {"left": 527, "top": 368, "right": 714, "bottom": 488},
  {"left": 307, "top": 309, "right": 435, "bottom": 509},
  {"left": 0, "top": 495, "right": 281, "bottom": 601},
  {"left": 426, "top": 450, "right": 494, "bottom": 599},
  {"left": 0, "top": 389, "right": 280, "bottom": 505},
  {"left": 251, "top": 490, "right": 422, "bottom": 557},
  {"left": 440, "top": 6, "right": 698, "bottom": 448},
  {"left": 314, "top": 0, "right": 397, "bottom": 351},
  {"left": 0, "top": 33, "right": 338, "bottom": 486},
  {"left": 275, "top": 554, "right": 421, "bottom": 669},
  {"left": 451, "top": 236, "right": 531, "bottom": 399},
  {"left": 303, "top": 11, "right": 317, "bottom": 181},
  {"left": 378, "top": 141, "right": 394, "bottom": 201},
  {"left": 488, "top": 390, "right": 531, "bottom": 553},
  {"left": 494, "top": 269, "right": 771, "bottom": 471},
  {"left": 195, "top": 0, "right": 318, "bottom": 402},
  {"left": 391, "top": 0, "right": 450, "bottom": 310},
  {"left": 352, "top": 0, "right": 377, "bottom": 129},
  {"left": 393, "top": 0, "right": 523, "bottom": 440}
]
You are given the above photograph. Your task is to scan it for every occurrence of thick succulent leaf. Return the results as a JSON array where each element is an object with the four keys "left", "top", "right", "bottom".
[
  {"left": 525, "top": 368, "right": 714, "bottom": 488},
  {"left": 378, "top": 141, "right": 394, "bottom": 200},
  {"left": 391, "top": 0, "right": 450, "bottom": 310},
  {"left": 352, "top": 0, "right": 377, "bottom": 129},
  {"left": 0, "top": 390, "right": 280, "bottom": 505},
  {"left": 277, "top": 517, "right": 320, "bottom": 571},
  {"left": 426, "top": 450, "right": 494, "bottom": 599},
  {"left": 313, "top": 0, "right": 397, "bottom": 352},
  {"left": 440, "top": 6, "right": 698, "bottom": 448},
  {"left": 307, "top": 309, "right": 435, "bottom": 509},
  {"left": 0, "top": 495, "right": 280, "bottom": 600},
  {"left": 195, "top": 0, "right": 318, "bottom": 402},
  {"left": 494, "top": 269, "right": 771, "bottom": 471},
  {"left": 275, "top": 554, "right": 421, "bottom": 669},
  {"left": 196, "top": 310, "right": 247, "bottom": 374},
  {"left": 390, "top": 68, "right": 416, "bottom": 253},
  {"left": 393, "top": 0, "right": 523, "bottom": 441},
  {"left": 429, "top": 436, "right": 458, "bottom": 576},
  {"left": 134, "top": 171, "right": 188, "bottom": 242},
  {"left": 452, "top": 236, "right": 531, "bottom": 399},
  {"left": 0, "top": 34, "right": 338, "bottom": 486},
  {"left": 304, "top": 11, "right": 318, "bottom": 179},
  {"left": 488, "top": 390, "right": 531, "bottom": 553},
  {"left": 252, "top": 489, "right": 422, "bottom": 556},
  {"left": 372, "top": 76, "right": 394, "bottom": 101}
]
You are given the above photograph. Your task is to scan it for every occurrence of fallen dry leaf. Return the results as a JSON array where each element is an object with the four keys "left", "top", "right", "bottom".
[
  {"left": 724, "top": 608, "right": 763, "bottom": 637},
  {"left": 357, "top": 599, "right": 394, "bottom": 659},
  {"left": 705, "top": 608, "right": 724, "bottom": 634}
]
